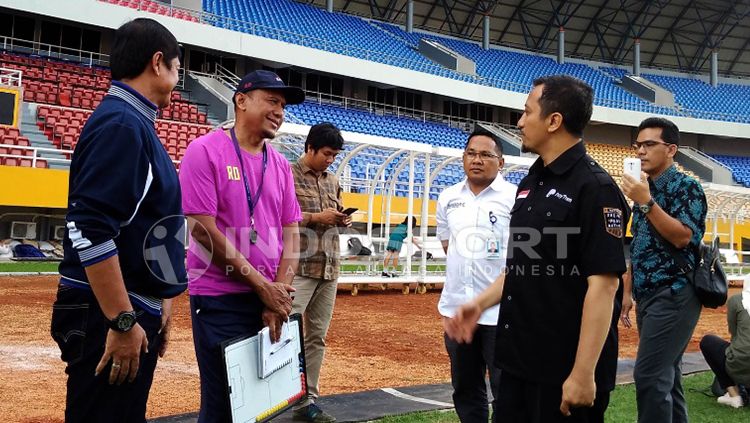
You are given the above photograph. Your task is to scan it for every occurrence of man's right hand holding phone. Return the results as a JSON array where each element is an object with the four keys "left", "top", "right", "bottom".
[{"left": 316, "top": 208, "right": 346, "bottom": 226}]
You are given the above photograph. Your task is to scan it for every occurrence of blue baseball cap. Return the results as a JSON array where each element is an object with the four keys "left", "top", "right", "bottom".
[{"left": 234, "top": 70, "right": 305, "bottom": 105}]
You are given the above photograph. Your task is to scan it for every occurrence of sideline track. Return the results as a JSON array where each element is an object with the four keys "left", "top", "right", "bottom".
[{"left": 151, "top": 352, "right": 709, "bottom": 422}]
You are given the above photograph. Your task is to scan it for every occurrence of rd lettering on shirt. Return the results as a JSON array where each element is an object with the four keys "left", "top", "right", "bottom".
[{"left": 227, "top": 165, "right": 241, "bottom": 181}]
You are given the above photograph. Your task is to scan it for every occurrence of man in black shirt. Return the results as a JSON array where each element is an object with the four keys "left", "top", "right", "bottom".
[{"left": 447, "top": 75, "right": 629, "bottom": 422}]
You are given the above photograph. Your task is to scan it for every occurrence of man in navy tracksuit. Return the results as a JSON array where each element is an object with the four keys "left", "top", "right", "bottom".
[{"left": 51, "top": 18, "right": 187, "bottom": 422}]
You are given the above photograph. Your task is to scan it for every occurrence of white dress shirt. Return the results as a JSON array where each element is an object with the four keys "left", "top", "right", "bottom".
[{"left": 436, "top": 174, "right": 517, "bottom": 326}]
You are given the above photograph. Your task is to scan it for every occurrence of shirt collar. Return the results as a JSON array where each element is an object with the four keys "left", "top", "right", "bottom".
[
  {"left": 649, "top": 164, "right": 678, "bottom": 191},
  {"left": 459, "top": 173, "right": 507, "bottom": 195},
  {"left": 548, "top": 141, "right": 587, "bottom": 175},
  {"left": 297, "top": 157, "right": 328, "bottom": 177},
  {"left": 489, "top": 173, "right": 508, "bottom": 191},
  {"left": 108, "top": 81, "right": 158, "bottom": 123}
]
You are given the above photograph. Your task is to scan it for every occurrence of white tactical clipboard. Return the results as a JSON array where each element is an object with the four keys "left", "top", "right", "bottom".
[{"left": 222, "top": 314, "right": 307, "bottom": 423}]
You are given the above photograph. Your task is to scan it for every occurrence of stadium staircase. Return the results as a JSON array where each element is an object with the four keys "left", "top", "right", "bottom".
[{"left": 19, "top": 103, "right": 68, "bottom": 169}]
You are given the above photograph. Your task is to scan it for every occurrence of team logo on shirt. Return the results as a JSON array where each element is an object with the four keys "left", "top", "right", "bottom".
[
  {"left": 545, "top": 189, "right": 573, "bottom": 203},
  {"left": 603, "top": 207, "right": 623, "bottom": 238},
  {"left": 517, "top": 189, "right": 530, "bottom": 199},
  {"left": 446, "top": 201, "right": 465, "bottom": 210}
]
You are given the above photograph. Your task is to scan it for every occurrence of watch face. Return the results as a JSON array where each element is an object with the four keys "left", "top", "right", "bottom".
[
  {"left": 639, "top": 204, "right": 650, "bottom": 213},
  {"left": 117, "top": 313, "right": 136, "bottom": 331}
]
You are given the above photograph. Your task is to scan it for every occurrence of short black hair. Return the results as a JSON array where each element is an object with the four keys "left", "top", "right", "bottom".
[
  {"left": 637, "top": 117, "right": 680, "bottom": 145},
  {"left": 110, "top": 18, "right": 180, "bottom": 81},
  {"left": 305, "top": 122, "right": 344, "bottom": 152},
  {"left": 532, "top": 75, "right": 593, "bottom": 138},
  {"left": 401, "top": 216, "right": 417, "bottom": 226},
  {"left": 465, "top": 127, "right": 503, "bottom": 156}
]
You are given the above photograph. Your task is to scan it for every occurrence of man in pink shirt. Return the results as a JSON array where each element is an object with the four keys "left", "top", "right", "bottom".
[{"left": 179, "top": 70, "right": 304, "bottom": 423}]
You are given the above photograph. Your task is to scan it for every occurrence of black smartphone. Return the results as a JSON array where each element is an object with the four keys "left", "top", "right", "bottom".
[{"left": 342, "top": 207, "right": 358, "bottom": 215}]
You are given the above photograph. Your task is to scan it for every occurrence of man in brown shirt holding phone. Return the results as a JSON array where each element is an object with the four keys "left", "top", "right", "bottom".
[{"left": 291, "top": 122, "right": 352, "bottom": 422}]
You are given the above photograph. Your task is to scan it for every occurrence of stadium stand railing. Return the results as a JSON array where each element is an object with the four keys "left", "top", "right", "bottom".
[
  {"left": 1, "top": 35, "right": 110, "bottom": 67},
  {"left": 0, "top": 143, "right": 71, "bottom": 168},
  {"left": 0, "top": 48, "right": 212, "bottom": 165}
]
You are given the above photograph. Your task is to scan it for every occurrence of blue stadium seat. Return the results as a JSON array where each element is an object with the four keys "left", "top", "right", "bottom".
[{"left": 710, "top": 154, "right": 750, "bottom": 187}]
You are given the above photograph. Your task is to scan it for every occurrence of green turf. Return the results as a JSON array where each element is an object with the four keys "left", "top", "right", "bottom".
[
  {"left": 374, "top": 410, "right": 459, "bottom": 423},
  {"left": 0, "top": 261, "right": 59, "bottom": 273},
  {"left": 606, "top": 372, "right": 748, "bottom": 422},
  {"left": 373, "top": 372, "right": 749, "bottom": 422}
]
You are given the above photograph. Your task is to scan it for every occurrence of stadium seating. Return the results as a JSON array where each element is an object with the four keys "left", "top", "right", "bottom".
[
  {"left": 641, "top": 73, "right": 750, "bottom": 123},
  {"left": 287, "top": 101, "right": 468, "bottom": 149},
  {"left": 586, "top": 141, "right": 699, "bottom": 183},
  {"left": 0, "top": 52, "right": 110, "bottom": 109},
  {"left": 0, "top": 52, "right": 213, "bottom": 168},
  {"left": 372, "top": 22, "right": 679, "bottom": 116},
  {"left": 0, "top": 53, "right": 209, "bottom": 125},
  {"left": 201, "top": 1, "right": 678, "bottom": 116},
  {"left": 202, "top": 0, "right": 473, "bottom": 83},
  {"left": 0, "top": 126, "right": 47, "bottom": 168},
  {"left": 200, "top": 0, "right": 750, "bottom": 123},
  {"left": 100, "top": 0, "right": 200, "bottom": 22},
  {"left": 711, "top": 155, "right": 750, "bottom": 187},
  {"left": 35, "top": 105, "right": 212, "bottom": 160},
  {"left": 601, "top": 67, "right": 750, "bottom": 123}
]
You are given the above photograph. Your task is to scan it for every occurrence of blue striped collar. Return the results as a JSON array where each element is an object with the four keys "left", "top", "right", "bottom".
[{"left": 108, "top": 81, "right": 158, "bottom": 123}]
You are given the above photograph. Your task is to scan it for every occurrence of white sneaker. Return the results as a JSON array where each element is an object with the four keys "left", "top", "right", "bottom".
[{"left": 717, "top": 393, "right": 744, "bottom": 408}]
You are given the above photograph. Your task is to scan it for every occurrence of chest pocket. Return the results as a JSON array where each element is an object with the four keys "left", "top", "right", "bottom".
[
  {"left": 539, "top": 202, "right": 571, "bottom": 223},
  {"left": 296, "top": 193, "right": 322, "bottom": 213},
  {"left": 325, "top": 192, "right": 341, "bottom": 211}
]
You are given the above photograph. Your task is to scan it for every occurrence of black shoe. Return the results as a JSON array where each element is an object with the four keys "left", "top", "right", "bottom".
[
  {"left": 381, "top": 271, "right": 392, "bottom": 277},
  {"left": 292, "top": 403, "right": 336, "bottom": 422}
]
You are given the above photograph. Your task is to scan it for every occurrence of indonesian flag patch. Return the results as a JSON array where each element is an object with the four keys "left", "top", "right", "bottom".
[
  {"left": 517, "top": 189, "right": 530, "bottom": 199},
  {"left": 603, "top": 207, "right": 623, "bottom": 238}
]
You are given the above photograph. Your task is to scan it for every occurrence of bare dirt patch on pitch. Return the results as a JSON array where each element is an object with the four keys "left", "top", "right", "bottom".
[{"left": 0, "top": 276, "right": 734, "bottom": 421}]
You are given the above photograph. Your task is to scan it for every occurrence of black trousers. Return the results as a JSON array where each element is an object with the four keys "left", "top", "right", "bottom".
[
  {"left": 700, "top": 334, "right": 735, "bottom": 389},
  {"left": 444, "top": 324, "right": 501, "bottom": 423},
  {"left": 190, "top": 293, "right": 265, "bottom": 423},
  {"left": 50, "top": 284, "right": 163, "bottom": 423},
  {"left": 495, "top": 371, "right": 610, "bottom": 423}
]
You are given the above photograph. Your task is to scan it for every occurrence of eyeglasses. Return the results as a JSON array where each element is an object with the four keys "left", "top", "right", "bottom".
[
  {"left": 463, "top": 151, "right": 500, "bottom": 161},
  {"left": 632, "top": 140, "right": 673, "bottom": 150}
]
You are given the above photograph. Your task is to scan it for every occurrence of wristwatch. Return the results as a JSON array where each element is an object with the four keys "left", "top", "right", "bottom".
[
  {"left": 639, "top": 199, "right": 656, "bottom": 214},
  {"left": 108, "top": 311, "right": 137, "bottom": 332}
]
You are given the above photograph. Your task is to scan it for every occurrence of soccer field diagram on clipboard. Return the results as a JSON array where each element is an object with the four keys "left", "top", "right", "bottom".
[{"left": 222, "top": 313, "right": 307, "bottom": 422}]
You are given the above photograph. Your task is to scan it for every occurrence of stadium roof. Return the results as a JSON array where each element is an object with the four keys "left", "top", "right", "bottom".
[{"left": 301, "top": 0, "right": 750, "bottom": 78}]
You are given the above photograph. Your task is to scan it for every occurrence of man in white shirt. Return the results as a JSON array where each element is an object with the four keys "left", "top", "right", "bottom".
[{"left": 436, "top": 128, "right": 516, "bottom": 422}]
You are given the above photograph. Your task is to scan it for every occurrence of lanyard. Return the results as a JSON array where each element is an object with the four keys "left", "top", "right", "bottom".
[{"left": 230, "top": 128, "right": 267, "bottom": 231}]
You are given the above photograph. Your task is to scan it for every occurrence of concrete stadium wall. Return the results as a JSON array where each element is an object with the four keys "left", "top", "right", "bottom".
[{"left": 4, "top": 0, "right": 749, "bottom": 140}]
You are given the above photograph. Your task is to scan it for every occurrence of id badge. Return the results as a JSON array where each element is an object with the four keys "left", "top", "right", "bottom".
[{"left": 486, "top": 238, "right": 501, "bottom": 259}]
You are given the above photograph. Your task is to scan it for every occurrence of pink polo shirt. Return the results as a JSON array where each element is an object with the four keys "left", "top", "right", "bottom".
[{"left": 179, "top": 129, "right": 302, "bottom": 296}]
